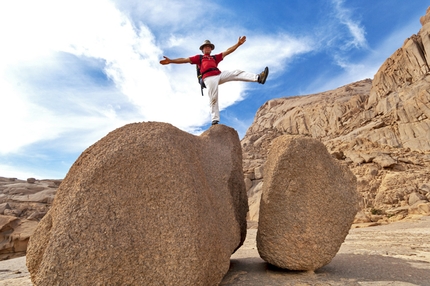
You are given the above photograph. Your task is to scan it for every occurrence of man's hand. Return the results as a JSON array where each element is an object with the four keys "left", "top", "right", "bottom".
[
  {"left": 238, "top": 36, "right": 247, "bottom": 46},
  {"left": 160, "top": 56, "right": 171, "bottom": 65},
  {"left": 223, "top": 36, "right": 247, "bottom": 58}
]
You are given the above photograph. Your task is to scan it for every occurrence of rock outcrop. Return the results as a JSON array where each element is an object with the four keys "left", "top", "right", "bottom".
[
  {"left": 26, "top": 122, "right": 248, "bottom": 286},
  {"left": 0, "top": 216, "right": 38, "bottom": 261},
  {"left": 0, "top": 177, "right": 60, "bottom": 260},
  {"left": 256, "top": 135, "right": 359, "bottom": 271},
  {"left": 242, "top": 6, "right": 430, "bottom": 224}
]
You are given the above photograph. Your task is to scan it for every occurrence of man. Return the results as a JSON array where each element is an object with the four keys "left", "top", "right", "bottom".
[{"left": 159, "top": 36, "right": 269, "bottom": 125}]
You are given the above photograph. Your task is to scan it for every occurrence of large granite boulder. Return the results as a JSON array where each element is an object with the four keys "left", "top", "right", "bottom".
[
  {"left": 26, "top": 122, "right": 248, "bottom": 286},
  {"left": 256, "top": 135, "right": 359, "bottom": 271}
]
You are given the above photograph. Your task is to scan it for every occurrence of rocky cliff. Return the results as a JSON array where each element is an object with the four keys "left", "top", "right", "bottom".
[
  {"left": 242, "top": 7, "right": 430, "bottom": 223},
  {"left": 0, "top": 177, "right": 59, "bottom": 260}
]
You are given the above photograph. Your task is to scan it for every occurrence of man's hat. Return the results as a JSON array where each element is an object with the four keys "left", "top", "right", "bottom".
[{"left": 199, "top": 40, "right": 215, "bottom": 51}]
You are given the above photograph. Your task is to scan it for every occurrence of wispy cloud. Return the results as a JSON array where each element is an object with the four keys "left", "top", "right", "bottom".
[
  {"left": 294, "top": 0, "right": 370, "bottom": 93},
  {"left": 307, "top": 2, "right": 424, "bottom": 94},
  {"left": 0, "top": 0, "right": 313, "bottom": 159},
  {"left": 331, "top": 0, "right": 368, "bottom": 50},
  {"left": 1, "top": 0, "right": 147, "bottom": 154}
]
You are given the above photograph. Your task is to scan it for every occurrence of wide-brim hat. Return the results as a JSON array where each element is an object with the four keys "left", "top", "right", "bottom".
[{"left": 199, "top": 40, "right": 215, "bottom": 51}]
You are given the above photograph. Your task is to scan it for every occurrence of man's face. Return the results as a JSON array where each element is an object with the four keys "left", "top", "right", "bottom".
[{"left": 202, "top": 45, "right": 212, "bottom": 55}]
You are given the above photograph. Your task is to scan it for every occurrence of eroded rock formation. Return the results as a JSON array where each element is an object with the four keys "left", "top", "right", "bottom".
[
  {"left": 243, "top": 6, "right": 430, "bottom": 223},
  {"left": 0, "top": 177, "right": 59, "bottom": 260}
]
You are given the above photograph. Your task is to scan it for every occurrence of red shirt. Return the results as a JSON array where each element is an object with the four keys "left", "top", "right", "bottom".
[{"left": 190, "top": 53, "right": 223, "bottom": 79}]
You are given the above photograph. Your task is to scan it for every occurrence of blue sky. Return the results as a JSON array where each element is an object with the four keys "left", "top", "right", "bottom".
[{"left": 0, "top": 0, "right": 429, "bottom": 179}]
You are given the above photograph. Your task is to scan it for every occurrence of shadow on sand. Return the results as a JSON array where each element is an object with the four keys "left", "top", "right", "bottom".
[{"left": 221, "top": 253, "right": 430, "bottom": 286}]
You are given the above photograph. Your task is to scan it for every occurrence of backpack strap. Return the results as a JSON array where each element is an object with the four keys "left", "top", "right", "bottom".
[
  {"left": 197, "top": 55, "right": 204, "bottom": 95},
  {"left": 197, "top": 55, "right": 219, "bottom": 96}
]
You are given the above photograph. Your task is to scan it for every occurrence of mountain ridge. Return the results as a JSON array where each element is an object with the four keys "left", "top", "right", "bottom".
[{"left": 242, "top": 6, "right": 430, "bottom": 223}]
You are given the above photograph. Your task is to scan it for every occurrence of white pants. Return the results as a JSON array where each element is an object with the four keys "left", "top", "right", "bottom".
[{"left": 203, "top": 70, "right": 258, "bottom": 122}]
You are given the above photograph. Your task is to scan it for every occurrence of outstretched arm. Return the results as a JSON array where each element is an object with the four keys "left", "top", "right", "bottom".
[
  {"left": 222, "top": 36, "right": 247, "bottom": 58},
  {"left": 159, "top": 56, "right": 191, "bottom": 65}
]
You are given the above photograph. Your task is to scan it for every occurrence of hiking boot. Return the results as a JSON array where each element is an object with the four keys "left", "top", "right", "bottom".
[
  {"left": 212, "top": 120, "right": 219, "bottom": 125},
  {"left": 258, "top": 67, "right": 269, "bottom": 84}
]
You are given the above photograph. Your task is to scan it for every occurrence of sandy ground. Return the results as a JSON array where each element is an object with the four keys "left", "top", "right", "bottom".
[
  {"left": 221, "top": 216, "right": 430, "bottom": 286},
  {"left": 1, "top": 216, "right": 429, "bottom": 285},
  {"left": 0, "top": 256, "right": 30, "bottom": 286}
]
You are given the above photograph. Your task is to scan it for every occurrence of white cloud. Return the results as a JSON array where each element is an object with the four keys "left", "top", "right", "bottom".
[
  {"left": 0, "top": 0, "right": 168, "bottom": 154},
  {"left": 0, "top": 164, "right": 43, "bottom": 181},
  {"left": 0, "top": 79, "right": 57, "bottom": 154},
  {"left": 331, "top": 0, "right": 368, "bottom": 49},
  {"left": 308, "top": 8, "right": 424, "bottom": 94},
  {"left": 111, "top": 0, "right": 222, "bottom": 32},
  {"left": 0, "top": 0, "right": 314, "bottom": 158}
]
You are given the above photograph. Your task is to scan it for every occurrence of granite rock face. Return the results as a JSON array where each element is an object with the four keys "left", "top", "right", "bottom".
[
  {"left": 0, "top": 215, "right": 38, "bottom": 261},
  {"left": 243, "top": 6, "right": 430, "bottom": 223},
  {"left": 26, "top": 122, "right": 248, "bottom": 286},
  {"left": 0, "top": 177, "right": 60, "bottom": 260},
  {"left": 256, "top": 135, "right": 359, "bottom": 271}
]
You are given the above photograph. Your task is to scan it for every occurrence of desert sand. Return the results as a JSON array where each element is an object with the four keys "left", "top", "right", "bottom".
[
  {"left": 1, "top": 216, "right": 429, "bottom": 286},
  {"left": 221, "top": 216, "right": 430, "bottom": 285}
]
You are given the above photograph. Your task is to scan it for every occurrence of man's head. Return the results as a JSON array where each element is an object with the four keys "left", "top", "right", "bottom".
[{"left": 199, "top": 40, "right": 215, "bottom": 55}]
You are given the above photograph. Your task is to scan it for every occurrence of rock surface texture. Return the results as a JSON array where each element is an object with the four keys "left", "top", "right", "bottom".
[
  {"left": 256, "top": 135, "right": 359, "bottom": 271},
  {"left": 26, "top": 122, "right": 248, "bottom": 286},
  {"left": 243, "top": 6, "right": 430, "bottom": 224},
  {"left": 0, "top": 177, "right": 60, "bottom": 260}
]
